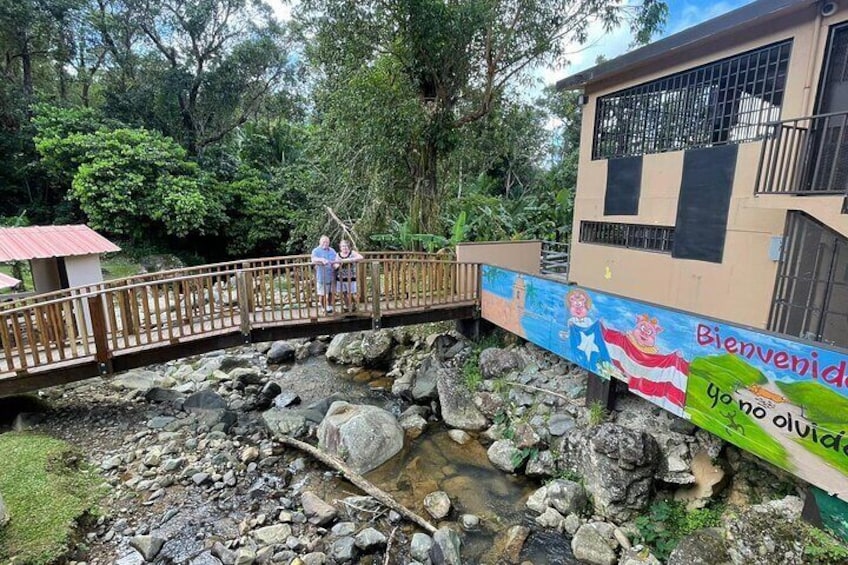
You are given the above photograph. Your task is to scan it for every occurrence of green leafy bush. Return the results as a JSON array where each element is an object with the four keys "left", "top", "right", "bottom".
[{"left": 634, "top": 500, "right": 724, "bottom": 561}]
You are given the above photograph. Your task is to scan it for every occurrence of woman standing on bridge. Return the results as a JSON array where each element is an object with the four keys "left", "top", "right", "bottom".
[{"left": 335, "top": 239, "right": 362, "bottom": 312}]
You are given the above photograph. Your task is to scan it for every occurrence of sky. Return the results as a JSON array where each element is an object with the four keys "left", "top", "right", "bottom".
[{"left": 267, "top": 0, "right": 756, "bottom": 93}]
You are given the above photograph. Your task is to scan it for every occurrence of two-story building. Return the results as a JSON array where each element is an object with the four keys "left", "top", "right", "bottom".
[{"left": 558, "top": 0, "right": 848, "bottom": 349}]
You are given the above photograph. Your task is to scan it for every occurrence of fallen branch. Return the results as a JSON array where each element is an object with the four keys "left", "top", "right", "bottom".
[
  {"left": 276, "top": 435, "right": 437, "bottom": 534},
  {"left": 507, "top": 382, "right": 574, "bottom": 405},
  {"left": 384, "top": 525, "right": 400, "bottom": 565}
]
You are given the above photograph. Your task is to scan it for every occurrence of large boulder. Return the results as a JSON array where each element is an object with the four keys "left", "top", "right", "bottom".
[
  {"left": 111, "top": 369, "right": 167, "bottom": 392},
  {"left": 559, "top": 423, "right": 660, "bottom": 522},
  {"left": 724, "top": 496, "right": 805, "bottom": 565},
  {"left": 317, "top": 401, "right": 404, "bottom": 473},
  {"left": 478, "top": 348, "right": 524, "bottom": 379},
  {"left": 436, "top": 363, "right": 487, "bottom": 431},
  {"left": 668, "top": 528, "right": 731, "bottom": 565},
  {"left": 267, "top": 341, "right": 296, "bottom": 364},
  {"left": 412, "top": 355, "right": 440, "bottom": 401},
  {"left": 571, "top": 523, "right": 618, "bottom": 565},
  {"left": 326, "top": 330, "right": 395, "bottom": 368}
]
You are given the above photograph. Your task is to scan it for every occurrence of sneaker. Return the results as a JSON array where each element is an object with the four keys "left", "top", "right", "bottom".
[{"left": 326, "top": 306, "right": 334, "bottom": 314}]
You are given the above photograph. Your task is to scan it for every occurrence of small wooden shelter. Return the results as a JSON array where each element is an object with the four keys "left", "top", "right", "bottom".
[{"left": 0, "top": 225, "right": 120, "bottom": 294}]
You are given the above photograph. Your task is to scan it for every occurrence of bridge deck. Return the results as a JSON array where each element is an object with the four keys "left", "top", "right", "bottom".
[{"left": 0, "top": 255, "right": 480, "bottom": 397}]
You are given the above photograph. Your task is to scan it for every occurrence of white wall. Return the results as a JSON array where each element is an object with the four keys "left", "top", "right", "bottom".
[{"left": 64, "top": 254, "right": 104, "bottom": 288}]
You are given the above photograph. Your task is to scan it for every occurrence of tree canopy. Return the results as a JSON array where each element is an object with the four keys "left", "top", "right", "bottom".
[{"left": 0, "top": 0, "right": 667, "bottom": 261}]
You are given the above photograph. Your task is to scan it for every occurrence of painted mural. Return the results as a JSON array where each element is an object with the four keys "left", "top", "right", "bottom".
[{"left": 481, "top": 265, "right": 848, "bottom": 502}]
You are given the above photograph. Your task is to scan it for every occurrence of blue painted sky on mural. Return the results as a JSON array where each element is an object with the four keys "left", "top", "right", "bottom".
[{"left": 483, "top": 266, "right": 848, "bottom": 393}]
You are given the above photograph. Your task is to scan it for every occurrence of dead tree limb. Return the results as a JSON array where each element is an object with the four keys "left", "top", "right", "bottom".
[
  {"left": 325, "top": 206, "right": 360, "bottom": 249},
  {"left": 276, "top": 435, "right": 437, "bottom": 534},
  {"left": 384, "top": 525, "right": 400, "bottom": 565},
  {"left": 507, "top": 382, "right": 575, "bottom": 405}
]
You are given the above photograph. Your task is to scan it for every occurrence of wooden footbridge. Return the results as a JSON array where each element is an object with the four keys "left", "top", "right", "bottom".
[{"left": 0, "top": 253, "right": 481, "bottom": 397}]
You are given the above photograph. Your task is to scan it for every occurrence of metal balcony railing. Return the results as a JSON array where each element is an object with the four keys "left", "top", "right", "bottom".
[{"left": 755, "top": 110, "right": 848, "bottom": 196}]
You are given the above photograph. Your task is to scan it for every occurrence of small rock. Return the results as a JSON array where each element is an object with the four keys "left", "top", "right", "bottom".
[
  {"left": 424, "top": 491, "right": 452, "bottom": 520},
  {"left": 535, "top": 507, "right": 565, "bottom": 530},
  {"left": 478, "top": 348, "right": 524, "bottom": 379},
  {"left": 620, "top": 545, "right": 662, "bottom": 565},
  {"left": 184, "top": 390, "right": 228, "bottom": 412},
  {"left": 129, "top": 535, "right": 166, "bottom": 561},
  {"left": 234, "top": 548, "right": 256, "bottom": 565},
  {"left": 301, "top": 491, "right": 337, "bottom": 526},
  {"left": 267, "top": 341, "right": 296, "bottom": 364},
  {"left": 101, "top": 455, "right": 123, "bottom": 471},
  {"left": 300, "top": 552, "right": 327, "bottom": 565},
  {"left": 563, "top": 513, "right": 581, "bottom": 535},
  {"left": 330, "top": 522, "right": 357, "bottom": 537},
  {"left": 447, "top": 429, "right": 471, "bottom": 445},
  {"left": 546, "top": 479, "right": 587, "bottom": 516},
  {"left": 460, "top": 514, "right": 479, "bottom": 531},
  {"left": 430, "top": 526, "right": 462, "bottom": 565},
  {"left": 240, "top": 446, "right": 260, "bottom": 463},
  {"left": 354, "top": 527, "right": 387, "bottom": 551},
  {"left": 147, "top": 416, "right": 175, "bottom": 430},
  {"left": 571, "top": 523, "right": 617, "bottom": 565},
  {"left": 273, "top": 391, "right": 301, "bottom": 408},
  {"left": 501, "top": 525, "right": 530, "bottom": 564},
  {"left": 329, "top": 536, "right": 356, "bottom": 562},
  {"left": 548, "top": 413, "right": 576, "bottom": 436},
  {"left": 252, "top": 524, "right": 292, "bottom": 545},
  {"left": 487, "top": 440, "right": 521, "bottom": 473},
  {"left": 410, "top": 533, "right": 433, "bottom": 562}
]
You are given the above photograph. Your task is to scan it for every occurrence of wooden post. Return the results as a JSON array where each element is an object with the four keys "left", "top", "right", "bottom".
[
  {"left": 236, "top": 271, "right": 252, "bottom": 342},
  {"left": 586, "top": 371, "right": 616, "bottom": 411},
  {"left": 87, "top": 296, "right": 112, "bottom": 375},
  {"left": 370, "top": 261, "right": 381, "bottom": 330}
]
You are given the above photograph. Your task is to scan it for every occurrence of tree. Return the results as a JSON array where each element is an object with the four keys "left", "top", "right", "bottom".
[
  {"left": 298, "top": 0, "right": 667, "bottom": 234},
  {"left": 103, "top": 0, "right": 295, "bottom": 154}
]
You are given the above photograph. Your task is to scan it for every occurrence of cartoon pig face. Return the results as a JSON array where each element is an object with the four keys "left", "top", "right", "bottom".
[{"left": 632, "top": 316, "right": 662, "bottom": 348}]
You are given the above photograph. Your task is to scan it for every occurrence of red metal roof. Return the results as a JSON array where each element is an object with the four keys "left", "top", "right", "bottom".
[
  {"left": 0, "top": 225, "right": 121, "bottom": 262},
  {"left": 0, "top": 272, "right": 20, "bottom": 289}
]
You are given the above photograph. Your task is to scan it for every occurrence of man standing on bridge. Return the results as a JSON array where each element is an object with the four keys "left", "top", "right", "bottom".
[{"left": 311, "top": 235, "right": 338, "bottom": 314}]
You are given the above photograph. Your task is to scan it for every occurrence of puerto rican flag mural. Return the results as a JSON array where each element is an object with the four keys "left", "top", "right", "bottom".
[{"left": 602, "top": 327, "right": 690, "bottom": 418}]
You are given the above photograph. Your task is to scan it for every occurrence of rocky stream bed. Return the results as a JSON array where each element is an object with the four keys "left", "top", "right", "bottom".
[{"left": 0, "top": 323, "right": 843, "bottom": 565}]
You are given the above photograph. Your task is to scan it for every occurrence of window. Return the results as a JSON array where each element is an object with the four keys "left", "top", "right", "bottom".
[
  {"left": 579, "top": 221, "right": 674, "bottom": 253},
  {"left": 593, "top": 40, "right": 792, "bottom": 160},
  {"left": 769, "top": 212, "right": 848, "bottom": 348}
]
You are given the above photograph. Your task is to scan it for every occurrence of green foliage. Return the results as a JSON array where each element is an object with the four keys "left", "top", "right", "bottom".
[
  {"left": 588, "top": 401, "right": 608, "bottom": 426},
  {"left": 634, "top": 501, "right": 725, "bottom": 561},
  {"left": 511, "top": 446, "right": 539, "bottom": 469},
  {"left": 804, "top": 526, "right": 848, "bottom": 564},
  {"left": 0, "top": 432, "right": 104, "bottom": 564},
  {"left": 463, "top": 355, "right": 483, "bottom": 391},
  {"left": 63, "top": 128, "right": 223, "bottom": 239}
]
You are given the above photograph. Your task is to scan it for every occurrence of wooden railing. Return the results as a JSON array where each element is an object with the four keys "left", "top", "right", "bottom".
[
  {"left": 0, "top": 255, "right": 479, "bottom": 378},
  {"left": 0, "top": 251, "right": 453, "bottom": 312}
]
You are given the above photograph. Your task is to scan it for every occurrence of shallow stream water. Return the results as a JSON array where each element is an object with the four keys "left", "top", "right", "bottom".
[{"left": 313, "top": 359, "right": 577, "bottom": 564}]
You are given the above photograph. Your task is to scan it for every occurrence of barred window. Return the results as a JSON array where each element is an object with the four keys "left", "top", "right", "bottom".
[
  {"left": 580, "top": 221, "right": 675, "bottom": 253},
  {"left": 593, "top": 40, "right": 792, "bottom": 160}
]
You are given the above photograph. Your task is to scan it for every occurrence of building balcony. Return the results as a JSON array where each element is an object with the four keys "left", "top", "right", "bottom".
[{"left": 755, "top": 110, "right": 848, "bottom": 206}]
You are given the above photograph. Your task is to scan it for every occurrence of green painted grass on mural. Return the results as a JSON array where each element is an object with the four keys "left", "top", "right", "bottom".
[
  {"left": 776, "top": 381, "right": 848, "bottom": 476},
  {"left": 686, "top": 355, "right": 789, "bottom": 469}
]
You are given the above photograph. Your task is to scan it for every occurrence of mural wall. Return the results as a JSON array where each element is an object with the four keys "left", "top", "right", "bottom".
[{"left": 481, "top": 265, "right": 848, "bottom": 504}]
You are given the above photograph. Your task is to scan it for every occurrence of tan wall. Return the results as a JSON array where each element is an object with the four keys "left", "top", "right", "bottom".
[
  {"left": 456, "top": 241, "right": 542, "bottom": 274},
  {"left": 30, "top": 258, "right": 62, "bottom": 293},
  {"left": 569, "top": 5, "right": 848, "bottom": 329}
]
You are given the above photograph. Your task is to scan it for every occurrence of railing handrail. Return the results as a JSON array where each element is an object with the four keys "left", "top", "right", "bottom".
[
  {"left": 764, "top": 109, "right": 848, "bottom": 127},
  {"left": 756, "top": 109, "right": 848, "bottom": 196},
  {"left": 0, "top": 251, "right": 453, "bottom": 312},
  {"left": 0, "top": 255, "right": 482, "bottom": 384}
]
